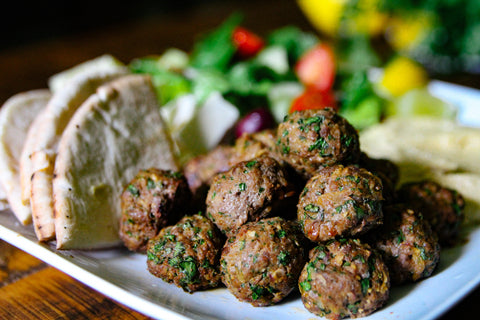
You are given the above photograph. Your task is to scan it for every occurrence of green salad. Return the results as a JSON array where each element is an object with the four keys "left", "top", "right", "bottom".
[{"left": 125, "top": 14, "right": 455, "bottom": 162}]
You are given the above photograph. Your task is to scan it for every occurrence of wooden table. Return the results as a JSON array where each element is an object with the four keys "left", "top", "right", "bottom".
[{"left": 0, "top": 1, "right": 479, "bottom": 319}]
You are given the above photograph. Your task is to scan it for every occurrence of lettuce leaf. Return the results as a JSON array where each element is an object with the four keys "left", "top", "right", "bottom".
[{"left": 189, "top": 13, "right": 242, "bottom": 72}]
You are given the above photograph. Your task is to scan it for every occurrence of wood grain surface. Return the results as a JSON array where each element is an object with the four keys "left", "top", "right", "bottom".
[
  {"left": 0, "top": 0, "right": 479, "bottom": 319},
  {"left": 0, "top": 241, "right": 151, "bottom": 319}
]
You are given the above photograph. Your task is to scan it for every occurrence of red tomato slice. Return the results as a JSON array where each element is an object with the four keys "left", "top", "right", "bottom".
[
  {"left": 232, "top": 27, "right": 264, "bottom": 59},
  {"left": 289, "top": 88, "right": 337, "bottom": 113},
  {"left": 295, "top": 43, "right": 336, "bottom": 92}
]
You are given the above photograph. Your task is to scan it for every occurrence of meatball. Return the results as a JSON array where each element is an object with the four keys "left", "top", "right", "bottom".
[
  {"left": 299, "top": 239, "right": 390, "bottom": 319},
  {"left": 119, "top": 168, "right": 191, "bottom": 252},
  {"left": 228, "top": 129, "right": 283, "bottom": 166},
  {"left": 183, "top": 145, "right": 234, "bottom": 204},
  {"left": 206, "top": 155, "right": 297, "bottom": 237},
  {"left": 367, "top": 204, "right": 440, "bottom": 285},
  {"left": 230, "top": 130, "right": 306, "bottom": 192},
  {"left": 146, "top": 214, "right": 224, "bottom": 293},
  {"left": 397, "top": 180, "right": 465, "bottom": 246},
  {"left": 276, "top": 108, "right": 360, "bottom": 178},
  {"left": 220, "top": 217, "right": 306, "bottom": 307},
  {"left": 358, "top": 152, "right": 399, "bottom": 204},
  {"left": 358, "top": 152, "right": 399, "bottom": 188},
  {"left": 248, "top": 128, "right": 278, "bottom": 150},
  {"left": 298, "top": 164, "right": 384, "bottom": 242}
]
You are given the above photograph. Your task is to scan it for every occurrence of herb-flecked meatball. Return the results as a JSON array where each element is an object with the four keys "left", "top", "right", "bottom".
[
  {"left": 119, "top": 168, "right": 191, "bottom": 252},
  {"left": 146, "top": 214, "right": 224, "bottom": 293},
  {"left": 358, "top": 152, "right": 399, "bottom": 188},
  {"left": 228, "top": 130, "right": 284, "bottom": 166},
  {"left": 206, "top": 155, "right": 297, "bottom": 237},
  {"left": 298, "top": 164, "right": 384, "bottom": 242},
  {"left": 220, "top": 217, "right": 306, "bottom": 307},
  {"left": 367, "top": 204, "right": 440, "bottom": 284},
  {"left": 299, "top": 239, "right": 390, "bottom": 320},
  {"left": 358, "top": 152, "right": 399, "bottom": 204},
  {"left": 397, "top": 180, "right": 465, "bottom": 246},
  {"left": 183, "top": 145, "right": 234, "bottom": 205},
  {"left": 276, "top": 108, "right": 360, "bottom": 178}
]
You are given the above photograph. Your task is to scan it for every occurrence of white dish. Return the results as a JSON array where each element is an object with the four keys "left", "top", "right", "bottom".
[{"left": 1, "top": 80, "right": 480, "bottom": 320}]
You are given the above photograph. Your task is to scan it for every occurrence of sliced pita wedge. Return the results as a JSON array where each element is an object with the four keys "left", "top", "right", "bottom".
[
  {"left": 20, "top": 66, "right": 128, "bottom": 241},
  {"left": 0, "top": 186, "right": 9, "bottom": 210},
  {"left": 48, "top": 54, "right": 124, "bottom": 93},
  {"left": 53, "top": 74, "right": 178, "bottom": 249},
  {"left": 0, "top": 89, "right": 51, "bottom": 224}
]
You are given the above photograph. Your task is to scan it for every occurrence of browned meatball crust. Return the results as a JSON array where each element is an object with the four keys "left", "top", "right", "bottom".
[
  {"left": 276, "top": 108, "right": 360, "bottom": 178},
  {"left": 299, "top": 239, "right": 390, "bottom": 319},
  {"left": 183, "top": 130, "right": 279, "bottom": 201},
  {"left": 368, "top": 204, "right": 440, "bottom": 285},
  {"left": 183, "top": 145, "right": 234, "bottom": 201},
  {"left": 228, "top": 129, "right": 284, "bottom": 166},
  {"left": 298, "top": 164, "right": 384, "bottom": 242},
  {"left": 206, "top": 155, "right": 297, "bottom": 237},
  {"left": 358, "top": 152, "right": 399, "bottom": 188},
  {"left": 119, "top": 168, "right": 191, "bottom": 252},
  {"left": 397, "top": 180, "right": 465, "bottom": 246},
  {"left": 220, "top": 217, "right": 306, "bottom": 307},
  {"left": 146, "top": 214, "right": 224, "bottom": 293},
  {"left": 358, "top": 152, "right": 399, "bottom": 204}
]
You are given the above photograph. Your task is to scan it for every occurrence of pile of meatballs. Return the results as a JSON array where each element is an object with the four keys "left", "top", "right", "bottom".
[{"left": 119, "top": 108, "right": 465, "bottom": 320}]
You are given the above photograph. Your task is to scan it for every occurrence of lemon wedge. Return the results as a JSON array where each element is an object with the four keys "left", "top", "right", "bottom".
[
  {"left": 379, "top": 56, "right": 428, "bottom": 97},
  {"left": 297, "top": 0, "right": 347, "bottom": 37}
]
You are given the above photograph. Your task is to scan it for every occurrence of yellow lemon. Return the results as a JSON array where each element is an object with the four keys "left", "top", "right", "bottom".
[
  {"left": 297, "top": 0, "right": 347, "bottom": 37},
  {"left": 380, "top": 55, "right": 428, "bottom": 97},
  {"left": 298, "top": 0, "right": 389, "bottom": 37}
]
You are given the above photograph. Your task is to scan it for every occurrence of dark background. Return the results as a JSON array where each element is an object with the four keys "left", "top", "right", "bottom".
[
  {"left": 1, "top": 1, "right": 213, "bottom": 50},
  {"left": 0, "top": 0, "right": 313, "bottom": 101}
]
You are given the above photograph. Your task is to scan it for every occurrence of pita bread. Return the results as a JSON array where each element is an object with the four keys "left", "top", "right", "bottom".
[
  {"left": 53, "top": 74, "right": 178, "bottom": 249},
  {"left": 0, "top": 187, "right": 9, "bottom": 210},
  {"left": 0, "top": 89, "right": 51, "bottom": 224},
  {"left": 48, "top": 54, "right": 125, "bottom": 93},
  {"left": 20, "top": 67, "right": 128, "bottom": 241}
]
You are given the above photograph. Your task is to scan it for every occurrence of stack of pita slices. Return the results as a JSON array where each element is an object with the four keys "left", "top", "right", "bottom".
[{"left": 0, "top": 55, "right": 178, "bottom": 249}]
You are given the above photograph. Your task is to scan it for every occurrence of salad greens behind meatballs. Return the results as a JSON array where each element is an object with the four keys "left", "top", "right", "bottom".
[{"left": 129, "top": 14, "right": 402, "bottom": 164}]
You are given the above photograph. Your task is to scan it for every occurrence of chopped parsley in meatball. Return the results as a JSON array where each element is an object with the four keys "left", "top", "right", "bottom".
[
  {"left": 299, "top": 239, "right": 390, "bottom": 319},
  {"left": 398, "top": 180, "right": 465, "bottom": 246},
  {"left": 120, "top": 168, "right": 191, "bottom": 252},
  {"left": 298, "top": 164, "right": 384, "bottom": 242},
  {"left": 367, "top": 204, "right": 440, "bottom": 284},
  {"left": 220, "top": 217, "right": 306, "bottom": 306},
  {"left": 147, "top": 214, "right": 224, "bottom": 293},
  {"left": 206, "top": 155, "right": 297, "bottom": 237},
  {"left": 276, "top": 108, "right": 360, "bottom": 178}
]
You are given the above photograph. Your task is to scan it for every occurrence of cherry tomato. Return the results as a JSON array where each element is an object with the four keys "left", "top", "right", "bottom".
[
  {"left": 232, "top": 27, "right": 264, "bottom": 59},
  {"left": 295, "top": 43, "right": 336, "bottom": 92},
  {"left": 289, "top": 88, "right": 337, "bottom": 113},
  {"left": 234, "top": 108, "right": 275, "bottom": 138}
]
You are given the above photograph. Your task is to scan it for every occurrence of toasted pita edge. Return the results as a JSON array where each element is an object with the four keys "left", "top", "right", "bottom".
[{"left": 0, "top": 89, "right": 51, "bottom": 224}]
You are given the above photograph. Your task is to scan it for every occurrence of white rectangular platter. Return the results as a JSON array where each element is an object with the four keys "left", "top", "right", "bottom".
[{"left": 1, "top": 80, "right": 480, "bottom": 320}]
